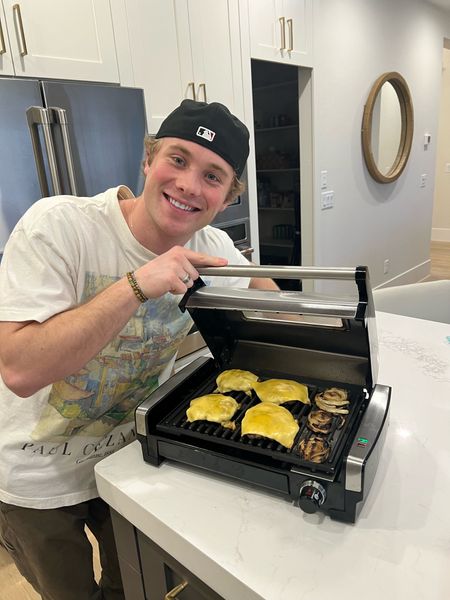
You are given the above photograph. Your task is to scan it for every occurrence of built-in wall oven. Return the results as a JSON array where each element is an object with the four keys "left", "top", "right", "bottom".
[
  {"left": 213, "top": 217, "right": 252, "bottom": 259},
  {"left": 211, "top": 167, "right": 253, "bottom": 260}
]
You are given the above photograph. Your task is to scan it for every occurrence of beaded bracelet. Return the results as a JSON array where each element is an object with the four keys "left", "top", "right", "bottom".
[{"left": 126, "top": 271, "right": 148, "bottom": 303}]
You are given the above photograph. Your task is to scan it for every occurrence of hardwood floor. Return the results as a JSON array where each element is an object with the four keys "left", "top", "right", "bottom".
[
  {"left": 0, "top": 242, "right": 449, "bottom": 600},
  {"left": 0, "top": 543, "right": 39, "bottom": 600},
  {"left": 426, "top": 241, "right": 450, "bottom": 280}
]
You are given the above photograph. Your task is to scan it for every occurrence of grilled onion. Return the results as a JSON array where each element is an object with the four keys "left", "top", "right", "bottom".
[
  {"left": 307, "top": 409, "right": 333, "bottom": 434},
  {"left": 298, "top": 435, "right": 331, "bottom": 463},
  {"left": 315, "top": 387, "right": 349, "bottom": 414}
]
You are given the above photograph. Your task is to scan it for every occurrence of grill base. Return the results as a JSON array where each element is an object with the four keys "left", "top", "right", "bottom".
[{"left": 138, "top": 432, "right": 375, "bottom": 523}]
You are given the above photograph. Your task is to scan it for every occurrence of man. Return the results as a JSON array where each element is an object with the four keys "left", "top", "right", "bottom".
[{"left": 0, "top": 99, "right": 277, "bottom": 599}]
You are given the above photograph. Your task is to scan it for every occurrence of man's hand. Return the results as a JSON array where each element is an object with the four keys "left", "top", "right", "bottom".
[{"left": 135, "top": 246, "right": 228, "bottom": 297}]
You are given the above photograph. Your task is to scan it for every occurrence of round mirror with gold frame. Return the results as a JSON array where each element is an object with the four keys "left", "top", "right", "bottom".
[{"left": 362, "top": 72, "right": 414, "bottom": 183}]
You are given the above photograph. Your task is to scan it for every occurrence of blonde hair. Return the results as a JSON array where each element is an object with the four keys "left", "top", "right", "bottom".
[{"left": 143, "top": 135, "right": 245, "bottom": 205}]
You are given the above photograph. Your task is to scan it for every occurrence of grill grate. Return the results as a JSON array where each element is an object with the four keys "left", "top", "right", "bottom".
[{"left": 157, "top": 369, "right": 367, "bottom": 474}]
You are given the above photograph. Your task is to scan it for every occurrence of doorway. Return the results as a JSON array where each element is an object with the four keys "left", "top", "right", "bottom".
[
  {"left": 432, "top": 40, "right": 450, "bottom": 243},
  {"left": 251, "top": 60, "right": 300, "bottom": 289},
  {"left": 430, "top": 39, "right": 450, "bottom": 280},
  {"left": 250, "top": 59, "right": 313, "bottom": 290}
]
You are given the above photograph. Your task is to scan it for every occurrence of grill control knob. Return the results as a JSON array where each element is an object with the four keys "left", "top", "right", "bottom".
[{"left": 298, "top": 480, "right": 326, "bottom": 514}]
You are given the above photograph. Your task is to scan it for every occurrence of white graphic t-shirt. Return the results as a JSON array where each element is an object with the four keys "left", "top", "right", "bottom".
[{"left": 0, "top": 186, "right": 250, "bottom": 508}]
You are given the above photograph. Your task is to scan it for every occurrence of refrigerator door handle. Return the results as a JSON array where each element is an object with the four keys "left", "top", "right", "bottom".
[
  {"left": 26, "top": 106, "right": 62, "bottom": 196},
  {"left": 50, "top": 107, "right": 78, "bottom": 196}
]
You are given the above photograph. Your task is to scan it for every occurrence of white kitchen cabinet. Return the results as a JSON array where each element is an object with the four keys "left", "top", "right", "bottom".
[
  {"left": 124, "top": 0, "right": 189, "bottom": 134},
  {"left": 187, "top": 0, "right": 242, "bottom": 113},
  {"left": 0, "top": 1, "right": 14, "bottom": 75},
  {"left": 125, "top": 0, "right": 244, "bottom": 134},
  {"left": 247, "top": 0, "right": 312, "bottom": 67},
  {"left": 0, "top": 0, "right": 119, "bottom": 82}
]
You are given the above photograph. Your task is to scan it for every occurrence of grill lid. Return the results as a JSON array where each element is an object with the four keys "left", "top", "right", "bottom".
[{"left": 180, "top": 266, "right": 378, "bottom": 390}]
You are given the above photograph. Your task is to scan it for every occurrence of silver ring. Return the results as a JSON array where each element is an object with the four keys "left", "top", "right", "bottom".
[{"left": 181, "top": 273, "right": 191, "bottom": 284}]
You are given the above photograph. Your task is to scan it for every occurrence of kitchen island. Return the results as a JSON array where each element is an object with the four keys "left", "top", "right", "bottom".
[{"left": 95, "top": 311, "right": 450, "bottom": 600}]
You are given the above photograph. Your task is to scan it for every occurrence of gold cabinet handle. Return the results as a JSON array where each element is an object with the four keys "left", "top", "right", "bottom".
[
  {"left": 0, "top": 17, "right": 6, "bottom": 54},
  {"left": 165, "top": 581, "right": 188, "bottom": 599},
  {"left": 188, "top": 81, "right": 196, "bottom": 100},
  {"left": 198, "top": 82, "right": 207, "bottom": 102},
  {"left": 287, "top": 18, "right": 293, "bottom": 51},
  {"left": 278, "top": 16, "right": 286, "bottom": 50},
  {"left": 13, "top": 3, "right": 27, "bottom": 56}
]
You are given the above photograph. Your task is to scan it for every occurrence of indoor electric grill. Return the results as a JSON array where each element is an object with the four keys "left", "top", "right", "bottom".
[{"left": 136, "top": 266, "right": 391, "bottom": 523}]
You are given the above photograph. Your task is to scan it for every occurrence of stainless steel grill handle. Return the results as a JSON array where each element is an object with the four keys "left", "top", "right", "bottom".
[
  {"left": 50, "top": 107, "right": 78, "bottom": 195},
  {"left": 0, "top": 16, "right": 6, "bottom": 54},
  {"left": 26, "top": 106, "right": 62, "bottom": 196},
  {"left": 198, "top": 265, "right": 359, "bottom": 280},
  {"left": 197, "top": 265, "right": 371, "bottom": 312}
]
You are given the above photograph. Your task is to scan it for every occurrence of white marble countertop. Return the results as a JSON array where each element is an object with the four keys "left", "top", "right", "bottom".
[{"left": 95, "top": 311, "right": 450, "bottom": 600}]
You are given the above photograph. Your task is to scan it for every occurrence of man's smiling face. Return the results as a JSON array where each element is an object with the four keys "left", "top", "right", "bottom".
[{"left": 142, "top": 137, "right": 234, "bottom": 249}]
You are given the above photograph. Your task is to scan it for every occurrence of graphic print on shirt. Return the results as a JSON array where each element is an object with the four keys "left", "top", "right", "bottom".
[{"left": 31, "top": 272, "right": 192, "bottom": 443}]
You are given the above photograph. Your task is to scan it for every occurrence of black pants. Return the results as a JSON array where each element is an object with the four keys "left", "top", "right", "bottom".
[{"left": 0, "top": 497, "right": 124, "bottom": 600}]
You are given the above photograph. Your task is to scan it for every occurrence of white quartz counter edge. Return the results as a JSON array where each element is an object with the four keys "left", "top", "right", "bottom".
[{"left": 95, "top": 312, "right": 450, "bottom": 600}]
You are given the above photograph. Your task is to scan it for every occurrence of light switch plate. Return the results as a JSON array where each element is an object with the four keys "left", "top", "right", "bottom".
[{"left": 321, "top": 191, "right": 334, "bottom": 210}]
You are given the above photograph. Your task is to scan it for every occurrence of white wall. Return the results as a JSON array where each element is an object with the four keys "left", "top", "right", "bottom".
[
  {"left": 312, "top": 0, "right": 450, "bottom": 292},
  {"left": 432, "top": 45, "right": 450, "bottom": 241}
]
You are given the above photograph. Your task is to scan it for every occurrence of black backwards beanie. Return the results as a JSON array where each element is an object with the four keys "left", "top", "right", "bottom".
[{"left": 155, "top": 99, "right": 250, "bottom": 177}]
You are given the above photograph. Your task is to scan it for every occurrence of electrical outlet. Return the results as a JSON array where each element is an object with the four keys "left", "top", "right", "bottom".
[
  {"left": 420, "top": 174, "right": 427, "bottom": 187},
  {"left": 321, "top": 191, "right": 334, "bottom": 210},
  {"left": 383, "top": 259, "right": 390, "bottom": 274},
  {"left": 320, "top": 170, "right": 328, "bottom": 189},
  {"left": 445, "top": 163, "right": 450, "bottom": 173}
]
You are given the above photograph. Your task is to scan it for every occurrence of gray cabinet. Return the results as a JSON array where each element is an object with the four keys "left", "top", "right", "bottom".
[{"left": 111, "top": 509, "right": 225, "bottom": 600}]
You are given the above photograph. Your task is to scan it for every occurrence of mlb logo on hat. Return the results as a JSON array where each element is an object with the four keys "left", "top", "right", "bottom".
[{"left": 196, "top": 126, "right": 216, "bottom": 142}]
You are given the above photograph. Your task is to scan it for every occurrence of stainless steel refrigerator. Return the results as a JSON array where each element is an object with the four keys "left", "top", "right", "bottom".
[{"left": 0, "top": 78, "right": 147, "bottom": 255}]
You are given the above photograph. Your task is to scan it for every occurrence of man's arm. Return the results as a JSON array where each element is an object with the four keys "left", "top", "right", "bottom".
[
  {"left": 0, "top": 247, "right": 227, "bottom": 398},
  {"left": 0, "top": 277, "right": 141, "bottom": 397},
  {"left": 249, "top": 277, "right": 280, "bottom": 290}
]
